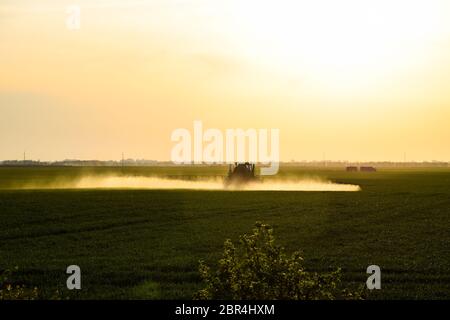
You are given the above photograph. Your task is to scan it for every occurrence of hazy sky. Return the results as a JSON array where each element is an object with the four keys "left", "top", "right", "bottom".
[{"left": 1, "top": 0, "right": 450, "bottom": 161}]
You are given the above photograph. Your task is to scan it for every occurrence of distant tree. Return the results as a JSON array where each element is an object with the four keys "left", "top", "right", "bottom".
[{"left": 195, "top": 222, "right": 362, "bottom": 300}]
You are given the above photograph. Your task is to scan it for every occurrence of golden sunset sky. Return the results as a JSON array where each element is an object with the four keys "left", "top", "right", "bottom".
[{"left": 1, "top": 0, "right": 449, "bottom": 161}]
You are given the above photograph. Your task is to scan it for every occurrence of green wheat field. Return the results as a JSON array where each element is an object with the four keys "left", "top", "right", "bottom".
[{"left": 0, "top": 166, "right": 449, "bottom": 299}]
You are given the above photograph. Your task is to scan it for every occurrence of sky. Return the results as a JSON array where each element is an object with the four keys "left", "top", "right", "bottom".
[{"left": 1, "top": 0, "right": 450, "bottom": 162}]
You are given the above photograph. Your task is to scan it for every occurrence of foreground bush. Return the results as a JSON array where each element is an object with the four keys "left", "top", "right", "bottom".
[
  {"left": 195, "top": 222, "right": 361, "bottom": 300},
  {"left": 0, "top": 267, "right": 39, "bottom": 300}
]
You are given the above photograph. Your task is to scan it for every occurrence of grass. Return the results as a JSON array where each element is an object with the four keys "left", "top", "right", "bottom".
[{"left": 0, "top": 166, "right": 449, "bottom": 299}]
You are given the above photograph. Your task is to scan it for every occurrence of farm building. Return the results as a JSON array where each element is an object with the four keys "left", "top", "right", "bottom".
[{"left": 360, "top": 166, "right": 377, "bottom": 172}]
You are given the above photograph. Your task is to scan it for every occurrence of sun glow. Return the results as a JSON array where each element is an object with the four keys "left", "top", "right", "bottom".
[
  {"left": 1, "top": 0, "right": 450, "bottom": 161},
  {"left": 228, "top": 0, "right": 444, "bottom": 93}
]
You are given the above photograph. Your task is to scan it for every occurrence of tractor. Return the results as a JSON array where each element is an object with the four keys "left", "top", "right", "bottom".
[{"left": 224, "top": 162, "right": 260, "bottom": 187}]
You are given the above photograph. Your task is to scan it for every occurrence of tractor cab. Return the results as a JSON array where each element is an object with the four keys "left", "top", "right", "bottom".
[{"left": 224, "top": 162, "right": 259, "bottom": 186}]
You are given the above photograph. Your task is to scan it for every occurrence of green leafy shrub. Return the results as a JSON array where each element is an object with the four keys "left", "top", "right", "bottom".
[
  {"left": 195, "top": 222, "right": 361, "bottom": 300},
  {"left": 0, "top": 267, "right": 39, "bottom": 300}
]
